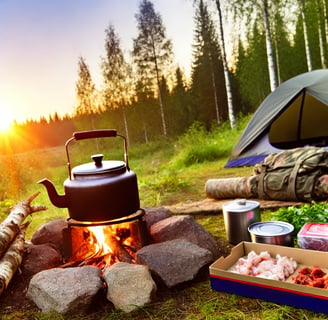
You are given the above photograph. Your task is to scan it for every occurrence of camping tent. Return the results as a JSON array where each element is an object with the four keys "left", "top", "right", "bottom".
[{"left": 225, "top": 69, "right": 328, "bottom": 168}]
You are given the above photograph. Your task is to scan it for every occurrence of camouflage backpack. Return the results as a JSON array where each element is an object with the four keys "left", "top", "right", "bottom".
[{"left": 253, "top": 147, "right": 328, "bottom": 201}]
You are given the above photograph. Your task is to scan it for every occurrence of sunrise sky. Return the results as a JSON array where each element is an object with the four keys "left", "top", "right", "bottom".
[{"left": 0, "top": 0, "right": 195, "bottom": 126}]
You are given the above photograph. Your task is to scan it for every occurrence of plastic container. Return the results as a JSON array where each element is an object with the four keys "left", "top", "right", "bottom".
[
  {"left": 222, "top": 199, "right": 261, "bottom": 244},
  {"left": 297, "top": 222, "right": 328, "bottom": 251},
  {"left": 248, "top": 221, "right": 294, "bottom": 247}
]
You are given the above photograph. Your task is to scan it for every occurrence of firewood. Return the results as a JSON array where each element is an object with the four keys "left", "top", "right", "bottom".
[
  {"left": 0, "top": 192, "right": 46, "bottom": 257},
  {"left": 108, "top": 235, "right": 133, "bottom": 264},
  {"left": 0, "top": 222, "right": 29, "bottom": 296},
  {"left": 205, "top": 177, "right": 255, "bottom": 199}
]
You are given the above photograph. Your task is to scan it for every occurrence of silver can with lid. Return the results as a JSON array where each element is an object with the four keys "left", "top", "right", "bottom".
[
  {"left": 248, "top": 221, "right": 294, "bottom": 247},
  {"left": 222, "top": 199, "right": 261, "bottom": 245}
]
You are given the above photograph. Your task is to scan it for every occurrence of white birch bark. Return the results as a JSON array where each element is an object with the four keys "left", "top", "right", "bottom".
[
  {"left": 324, "top": 0, "right": 328, "bottom": 45},
  {"left": 0, "top": 192, "right": 45, "bottom": 257},
  {"left": 317, "top": 0, "right": 326, "bottom": 68},
  {"left": 262, "top": 0, "right": 277, "bottom": 91},
  {"left": 0, "top": 224, "right": 27, "bottom": 296},
  {"left": 216, "top": 0, "right": 236, "bottom": 128},
  {"left": 300, "top": 0, "right": 313, "bottom": 71}
]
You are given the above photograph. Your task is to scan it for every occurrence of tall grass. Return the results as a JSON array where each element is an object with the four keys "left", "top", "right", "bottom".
[{"left": 171, "top": 119, "right": 249, "bottom": 167}]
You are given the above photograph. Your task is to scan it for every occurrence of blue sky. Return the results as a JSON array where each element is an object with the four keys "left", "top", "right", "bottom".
[{"left": 0, "top": 0, "right": 194, "bottom": 124}]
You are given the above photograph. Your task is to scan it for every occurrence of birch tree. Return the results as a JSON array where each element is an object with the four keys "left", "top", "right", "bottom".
[
  {"left": 229, "top": 0, "right": 279, "bottom": 91},
  {"left": 215, "top": 0, "right": 236, "bottom": 128},
  {"left": 101, "top": 24, "right": 133, "bottom": 144},
  {"left": 316, "top": 0, "right": 326, "bottom": 68},
  {"left": 299, "top": 0, "right": 313, "bottom": 71},
  {"left": 75, "top": 57, "right": 99, "bottom": 129},
  {"left": 324, "top": 0, "right": 328, "bottom": 45},
  {"left": 132, "top": 0, "right": 173, "bottom": 136}
]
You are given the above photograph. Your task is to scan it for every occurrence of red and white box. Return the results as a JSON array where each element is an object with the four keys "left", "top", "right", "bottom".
[{"left": 297, "top": 223, "right": 328, "bottom": 251}]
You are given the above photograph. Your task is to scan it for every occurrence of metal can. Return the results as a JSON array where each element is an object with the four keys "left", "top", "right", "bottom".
[
  {"left": 248, "top": 221, "right": 294, "bottom": 247},
  {"left": 222, "top": 199, "right": 261, "bottom": 245}
]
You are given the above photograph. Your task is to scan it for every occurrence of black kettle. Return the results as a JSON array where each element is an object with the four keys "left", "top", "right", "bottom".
[{"left": 38, "top": 129, "right": 140, "bottom": 222}]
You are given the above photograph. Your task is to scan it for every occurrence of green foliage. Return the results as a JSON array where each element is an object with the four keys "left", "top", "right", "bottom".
[
  {"left": 172, "top": 122, "right": 224, "bottom": 166},
  {"left": 75, "top": 56, "right": 98, "bottom": 116},
  {"left": 271, "top": 202, "right": 328, "bottom": 234},
  {"left": 235, "top": 19, "right": 270, "bottom": 111},
  {"left": 171, "top": 119, "right": 249, "bottom": 168}
]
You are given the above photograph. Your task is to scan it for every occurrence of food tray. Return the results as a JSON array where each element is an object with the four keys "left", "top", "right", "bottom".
[{"left": 209, "top": 242, "right": 328, "bottom": 313}]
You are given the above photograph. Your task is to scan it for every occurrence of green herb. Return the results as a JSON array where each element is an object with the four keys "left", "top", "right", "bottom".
[{"left": 271, "top": 201, "right": 328, "bottom": 234}]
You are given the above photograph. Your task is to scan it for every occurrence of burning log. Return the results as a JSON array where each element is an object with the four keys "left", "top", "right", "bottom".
[
  {"left": 108, "top": 235, "right": 133, "bottom": 264},
  {"left": 0, "top": 192, "right": 46, "bottom": 257},
  {"left": 0, "top": 222, "right": 29, "bottom": 296},
  {"left": 76, "top": 235, "right": 133, "bottom": 268},
  {"left": 64, "top": 223, "right": 135, "bottom": 268}
]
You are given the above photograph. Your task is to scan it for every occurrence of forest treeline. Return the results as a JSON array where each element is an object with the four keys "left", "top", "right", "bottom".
[{"left": 1, "top": 0, "right": 327, "bottom": 154}]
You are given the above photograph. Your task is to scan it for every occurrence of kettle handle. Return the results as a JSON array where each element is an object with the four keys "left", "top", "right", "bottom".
[
  {"left": 65, "top": 129, "right": 129, "bottom": 180},
  {"left": 73, "top": 129, "right": 117, "bottom": 140}
]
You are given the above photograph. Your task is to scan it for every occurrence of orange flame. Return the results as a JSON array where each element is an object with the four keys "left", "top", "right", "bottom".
[{"left": 68, "top": 221, "right": 141, "bottom": 269}]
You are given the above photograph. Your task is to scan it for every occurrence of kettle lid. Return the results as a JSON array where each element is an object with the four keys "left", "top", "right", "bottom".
[{"left": 72, "top": 154, "right": 126, "bottom": 177}]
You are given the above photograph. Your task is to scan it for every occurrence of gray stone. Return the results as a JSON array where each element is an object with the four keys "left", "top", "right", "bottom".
[
  {"left": 30, "top": 219, "right": 67, "bottom": 253},
  {"left": 143, "top": 207, "right": 172, "bottom": 230},
  {"left": 104, "top": 262, "right": 157, "bottom": 312},
  {"left": 136, "top": 239, "right": 213, "bottom": 288},
  {"left": 150, "top": 215, "right": 220, "bottom": 259},
  {"left": 22, "top": 243, "right": 62, "bottom": 276},
  {"left": 27, "top": 266, "right": 104, "bottom": 315}
]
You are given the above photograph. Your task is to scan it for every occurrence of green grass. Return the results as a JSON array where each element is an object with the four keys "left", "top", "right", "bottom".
[{"left": 1, "top": 117, "right": 328, "bottom": 319}]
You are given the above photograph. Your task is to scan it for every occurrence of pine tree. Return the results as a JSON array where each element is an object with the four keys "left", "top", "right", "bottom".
[
  {"left": 170, "top": 67, "right": 193, "bottom": 134},
  {"left": 235, "top": 19, "right": 270, "bottom": 110},
  {"left": 191, "top": 0, "right": 227, "bottom": 129}
]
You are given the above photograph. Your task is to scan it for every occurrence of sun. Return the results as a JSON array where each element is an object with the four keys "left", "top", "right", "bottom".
[{"left": 0, "top": 108, "right": 15, "bottom": 133}]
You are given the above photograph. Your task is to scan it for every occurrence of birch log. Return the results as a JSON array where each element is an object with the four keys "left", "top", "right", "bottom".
[
  {"left": 0, "top": 223, "right": 28, "bottom": 296},
  {"left": 0, "top": 192, "right": 46, "bottom": 257},
  {"left": 205, "top": 176, "right": 258, "bottom": 199}
]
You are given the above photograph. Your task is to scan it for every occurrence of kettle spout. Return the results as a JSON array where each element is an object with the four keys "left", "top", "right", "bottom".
[{"left": 38, "top": 178, "right": 68, "bottom": 208}]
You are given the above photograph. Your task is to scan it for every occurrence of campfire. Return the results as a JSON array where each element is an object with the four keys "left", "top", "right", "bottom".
[
  {"left": 37, "top": 130, "right": 147, "bottom": 269},
  {"left": 0, "top": 194, "right": 221, "bottom": 316},
  {"left": 62, "top": 209, "right": 147, "bottom": 269}
]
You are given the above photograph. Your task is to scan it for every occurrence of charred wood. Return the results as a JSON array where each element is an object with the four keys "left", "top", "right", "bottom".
[{"left": 108, "top": 235, "right": 133, "bottom": 264}]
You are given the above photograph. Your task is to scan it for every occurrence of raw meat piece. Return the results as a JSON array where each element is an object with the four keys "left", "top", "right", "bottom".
[
  {"left": 293, "top": 266, "right": 328, "bottom": 289},
  {"left": 231, "top": 251, "right": 297, "bottom": 281}
]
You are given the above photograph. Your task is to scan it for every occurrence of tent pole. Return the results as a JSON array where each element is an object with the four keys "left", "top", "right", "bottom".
[{"left": 297, "top": 89, "right": 306, "bottom": 142}]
